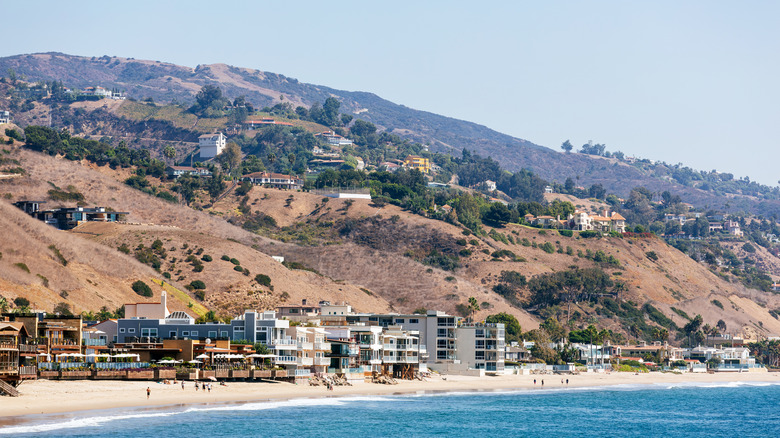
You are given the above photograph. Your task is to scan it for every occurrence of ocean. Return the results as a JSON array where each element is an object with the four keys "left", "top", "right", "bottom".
[{"left": 3, "top": 381, "right": 780, "bottom": 437}]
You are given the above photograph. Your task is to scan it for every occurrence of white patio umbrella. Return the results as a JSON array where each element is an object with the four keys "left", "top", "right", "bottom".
[
  {"left": 195, "top": 353, "right": 210, "bottom": 359},
  {"left": 188, "top": 360, "right": 202, "bottom": 364}
]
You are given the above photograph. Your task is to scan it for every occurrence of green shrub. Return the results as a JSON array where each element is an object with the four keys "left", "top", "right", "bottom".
[
  {"left": 459, "top": 249, "right": 472, "bottom": 257},
  {"left": 48, "top": 245, "right": 68, "bottom": 266},
  {"left": 540, "top": 242, "right": 555, "bottom": 254},
  {"left": 645, "top": 251, "right": 659, "bottom": 261},
  {"left": 189, "top": 280, "right": 206, "bottom": 290},
  {"left": 711, "top": 299, "right": 724, "bottom": 309},
  {"left": 14, "top": 262, "right": 30, "bottom": 273},
  {"left": 118, "top": 243, "right": 130, "bottom": 254},
  {"left": 455, "top": 238, "right": 467, "bottom": 246},
  {"left": 201, "top": 255, "right": 213, "bottom": 262},
  {"left": 233, "top": 265, "right": 244, "bottom": 272},
  {"left": 255, "top": 274, "right": 272, "bottom": 287},
  {"left": 558, "top": 229, "right": 573, "bottom": 237},
  {"left": 13, "top": 297, "right": 30, "bottom": 307},
  {"left": 131, "top": 280, "right": 153, "bottom": 297},
  {"left": 469, "top": 239, "right": 479, "bottom": 246},
  {"left": 221, "top": 255, "right": 230, "bottom": 261},
  {"left": 229, "top": 258, "right": 240, "bottom": 265},
  {"left": 579, "top": 230, "right": 601, "bottom": 238},
  {"left": 194, "top": 290, "right": 205, "bottom": 300}
]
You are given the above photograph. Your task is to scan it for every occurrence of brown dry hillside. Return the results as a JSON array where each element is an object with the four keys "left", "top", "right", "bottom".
[
  {"left": 0, "top": 147, "right": 391, "bottom": 318},
  {"left": 212, "top": 186, "right": 780, "bottom": 336},
  {"left": 0, "top": 201, "right": 191, "bottom": 315},
  {"left": 75, "top": 221, "right": 392, "bottom": 317}
]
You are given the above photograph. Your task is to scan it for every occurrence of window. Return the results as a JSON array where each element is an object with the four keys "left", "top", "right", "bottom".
[
  {"left": 119, "top": 328, "right": 126, "bottom": 333},
  {"left": 169, "top": 331, "right": 177, "bottom": 338},
  {"left": 409, "top": 319, "right": 419, "bottom": 324},
  {"left": 208, "top": 331, "right": 217, "bottom": 338},
  {"left": 128, "top": 328, "right": 136, "bottom": 333},
  {"left": 437, "top": 328, "right": 448, "bottom": 337},
  {"left": 289, "top": 308, "right": 299, "bottom": 314},
  {"left": 476, "top": 351, "right": 485, "bottom": 360},
  {"left": 395, "top": 319, "right": 405, "bottom": 324},
  {"left": 190, "top": 331, "right": 198, "bottom": 337},
  {"left": 220, "top": 331, "right": 228, "bottom": 337},
  {"left": 181, "top": 331, "right": 189, "bottom": 336},
  {"left": 476, "top": 340, "right": 485, "bottom": 349},
  {"left": 141, "top": 328, "right": 158, "bottom": 337}
]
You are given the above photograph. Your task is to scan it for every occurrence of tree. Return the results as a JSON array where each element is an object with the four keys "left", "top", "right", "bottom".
[
  {"left": 195, "top": 85, "right": 224, "bottom": 111},
  {"left": 468, "top": 297, "right": 480, "bottom": 321},
  {"left": 216, "top": 142, "right": 242, "bottom": 175},
  {"left": 482, "top": 202, "right": 511, "bottom": 226},
  {"left": 539, "top": 317, "right": 566, "bottom": 342},
  {"left": 716, "top": 319, "right": 727, "bottom": 334},
  {"left": 53, "top": 302, "right": 72, "bottom": 316},
  {"left": 163, "top": 146, "right": 176, "bottom": 165},
  {"left": 560, "top": 140, "right": 573, "bottom": 153},
  {"left": 0, "top": 297, "right": 7, "bottom": 313},
  {"left": 131, "top": 280, "right": 153, "bottom": 297},
  {"left": 13, "top": 297, "right": 30, "bottom": 308}
]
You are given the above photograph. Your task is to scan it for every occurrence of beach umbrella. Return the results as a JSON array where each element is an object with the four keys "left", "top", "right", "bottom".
[
  {"left": 207, "top": 376, "right": 217, "bottom": 382},
  {"left": 195, "top": 353, "right": 210, "bottom": 359},
  {"left": 188, "top": 360, "right": 202, "bottom": 364}
]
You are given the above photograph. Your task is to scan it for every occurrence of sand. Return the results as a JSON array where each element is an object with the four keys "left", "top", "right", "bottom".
[{"left": 1, "top": 371, "right": 778, "bottom": 419}]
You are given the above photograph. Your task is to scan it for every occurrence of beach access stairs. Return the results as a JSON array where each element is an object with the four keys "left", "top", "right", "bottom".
[{"left": 0, "top": 379, "right": 20, "bottom": 397}]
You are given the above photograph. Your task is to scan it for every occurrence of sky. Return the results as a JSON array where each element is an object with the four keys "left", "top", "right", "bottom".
[{"left": 3, "top": 1, "right": 778, "bottom": 186}]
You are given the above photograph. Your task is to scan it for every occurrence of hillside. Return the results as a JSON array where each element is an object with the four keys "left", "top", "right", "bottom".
[
  {"left": 210, "top": 185, "right": 780, "bottom": 337},
  {"left": 3, "top": 52, "right": 779, "bottom": 217},
  {"left": 0, "top": 145, "right": 391, "bottom": 318}
]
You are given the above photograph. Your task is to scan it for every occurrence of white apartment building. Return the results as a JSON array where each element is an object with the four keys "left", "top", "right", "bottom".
[
  {"left": 199, "top": 132, "right": 226, "bottom": 158},
  {"left": 456, "top": 323, "right": 505, "bottom": 372}
]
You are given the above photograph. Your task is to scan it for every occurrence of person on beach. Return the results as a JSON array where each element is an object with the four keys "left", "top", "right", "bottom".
[
  {"left": 566, "top": 379, "right": 569, "bottom": 385},
  {"left": 561, "top": 379, "right": 564, "bottom": 385},
  {"left": 208, "top": 384, "right": 211, "bottom": 393},
  {"left": 541, "top": 380, "right": 544, "bottom": 387},
  {"left": 202, "top": 382, "right": 206, "bottom": 391},
  {"left": 146, "top": 387, "right": 150, "bottom": 399},
  {"left": 534, "top": 379, "right": 536, "bottom": 385},
  {"left": 195, "top": 382, "right": 199, "bottom": 391},
  {"left": 181, "top": 381, "right": 185, "bottom": 390}
]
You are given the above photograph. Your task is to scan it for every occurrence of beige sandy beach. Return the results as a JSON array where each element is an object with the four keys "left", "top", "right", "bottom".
[{"left": 1, "top": 371, "right": 778, "bottom": 419}]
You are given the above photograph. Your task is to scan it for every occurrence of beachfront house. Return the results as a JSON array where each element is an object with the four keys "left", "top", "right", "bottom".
[
  {"left": 0, "top": 321, "right": 37, "bottom": 388},
  {"left": 456, "top": 323, "right": 506, "bottom": 372}
]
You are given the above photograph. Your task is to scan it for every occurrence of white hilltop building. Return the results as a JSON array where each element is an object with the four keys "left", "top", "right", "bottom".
[{"left": 199, "top": 132, "right": 226, "bottom": 158}]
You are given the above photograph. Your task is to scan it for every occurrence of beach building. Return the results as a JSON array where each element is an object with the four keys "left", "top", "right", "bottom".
[
  {"left": 198, "top": 132, "right": 226, "bottom": 158},
  {"left": 275, "top": 300, "right": 321, "bottom": 323},
  {"left": 380, "top": 326, "right": 422, "bottom": 377},
  {"left": 0, "top": 322, "right": 36, "bottom": 389},
  {"left": 455, "top": 323, "right": 505, "bottom": 372}
]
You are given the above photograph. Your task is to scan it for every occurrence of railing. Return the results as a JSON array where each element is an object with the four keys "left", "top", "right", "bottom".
[
  {"left": 382, "top": 356, "right": 398, "bottom": 363},
  {"left": 51, "top": 339, "right": 80, "bottom": 346},
  {"left": 314, "top": 342, "right": 331, "bottom": 351},
  {"left": 0, "top": 365, "right": 18, "bottom": 372},
  {"left": 274, "top": 355, "right": 297, "bottom": 365},
  {"left": 314, "top": 357, "right": 330, "bottom": 366},
  {"left": 19, "top": 344, "right": 38, "bottom": 353},
  {"left": 297, "top": 357, "right": 314, "bottom": 366},
  {"left": 19, "top": 366, "right": 37, "bottom": 375},
  {"left": 297, "top": 342, "right": 313, "bottom": 351},
  {"left": 84, "top": 339, "right": 107, "bottom": 346},
  {"left": 295, "top": 369, "right": 311, "bottom": 377},
  {"left": 38, "top": 362, "right": 151, "bottom": 370},
  {"left": 382, "top": 344, "right": 396, "bottom": 351},
  {"left": 0, "top": 342, "right": 16, "bottom": 349},
  {"left": 403, "top": 356, "right": 419, "bottom": 363},
  {"left": 95, "top": 362, "right": 150, "bottom": 370},
  {"left": 272, "top": 339, "right": 297, "bottom": 347}
]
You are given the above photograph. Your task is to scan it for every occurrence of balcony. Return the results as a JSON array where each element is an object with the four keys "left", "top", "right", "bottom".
[
  {"left": 382, "top": 356, "right": 398, "bottom": 363},
  {"left": 271, "top": 339, "right": 297, "bottom": 347},
  {"left": 19, "top": 344, "right": 39, "bottom": 353},
  {"left": 314, "top": 342, "right": 331, "bottom": 351},
  {"left": 419, "top": 345, "right": 427, "bottom": 354},
  {"left": 84, "top": 338, "right": 107, "bottom": 346},
  {"left": 369, "top": 359, "right": 382, "bottom": 365},
  {"left": 314, "top": 357, "right": 330, "bottom": 366},
  {"left": 382, "top": 344, "right": 396, "bottom": 351},
  {"left": 359, "top": 342, "right": 382, "bottom": 350},
  {"left": 297, "top": 341, "right": 314, "bottom": 351},
  {"left": 403, "top": 356, "right": 419, "bottom": 363},
  {"left": 274, "top": 355, "right": 297, "bottom": 365},
  {"left": 298, "top": 357, "right": 314, "bottom": 366},
  {"left": 0, "top": 342, "right": 16, "bottom": 350}
]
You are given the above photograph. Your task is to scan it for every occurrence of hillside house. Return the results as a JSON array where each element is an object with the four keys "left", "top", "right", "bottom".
[
  {"left": 664, "top": 214, "right": 687, "bottom": 225},
  {"left": 0, "top": 110, "right": 10, "bottom": 124},
  {"left": 404, "top": 155, "right": 431, "bottom": 173},
  {"left": 82, "top": 86, "right": 113, "bottom": 98},
  {"left": 166, "top": 166, "right": 212, "bottom": 179},
  {"left": 315, "top": 131, "right": 353, "bottom": 146},
  {"left": 242, "top": 118, "right": 293, "bottom": 129},
  {"left": 570, "top": 210, "right": 625, "bottom": 233},
  {"left": 484, "top": 180, "right": 497, "bottom": 191},
  {"left": 709, "top": 222, "right": 724, "bottom": 232},
  {"left": 725, "top": 220, "right": 743, "bottom": 237},
  {"left": 241, "top": 172, "right": 303, "bottom": 190},
  {"left": 380, "top": 162, "right": 401, "bottom": 172},
  {"left": 771, "top": 283, "right": 780, "bottom": 292},
  {"left": 14, "top": 202, "right": 128, "bottom": 230},
  {"left": 199, "top": 133, "right": 226, "bottom": 158}
]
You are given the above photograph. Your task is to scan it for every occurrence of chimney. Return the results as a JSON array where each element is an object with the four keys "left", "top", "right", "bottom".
[
  {"left": 603, "top": 208, "right": 608, "bottom": 218},
  {"left": 302, "top": 299, "right": 307, "bottom": 306}
]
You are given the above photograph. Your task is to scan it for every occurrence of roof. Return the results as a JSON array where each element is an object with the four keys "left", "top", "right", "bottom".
[
  {"left": 243, "top": 172, "right": 301, "bottom": 180},
  {"left": 198, "top": 133, "right": 222, "bottom": 139},
  {"left": 611, "top": 213, "right": 625, "bottom": 220},
  {"left": 168, "top": 166, "right": 198, "bottom": 171}
]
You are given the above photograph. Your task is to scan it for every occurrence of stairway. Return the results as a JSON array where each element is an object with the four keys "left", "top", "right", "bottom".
[{"left": 0, "top": 379, "right": 20, "bottom": 397}]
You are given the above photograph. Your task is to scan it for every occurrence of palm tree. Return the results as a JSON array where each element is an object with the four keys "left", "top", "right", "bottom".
[
  {"left": 163, "top": 146, "right": 176, "bottom": 165},
  {"left": 0, "top": 297, "right": 8, "bottom": 313},
  {"left": 468, "top": 297, "right": 480, "bottom": 322}
]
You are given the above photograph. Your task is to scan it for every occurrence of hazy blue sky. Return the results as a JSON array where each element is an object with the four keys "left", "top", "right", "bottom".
[{"left": 3, "top": 1, "right": 778, "bottom": 185}]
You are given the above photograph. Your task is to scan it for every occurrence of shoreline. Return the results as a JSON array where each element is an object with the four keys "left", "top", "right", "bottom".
[{"left": 1, "top": 371, "right": 778, "bottom": 424}]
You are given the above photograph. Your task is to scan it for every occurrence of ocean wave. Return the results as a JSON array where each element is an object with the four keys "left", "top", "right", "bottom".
[
  {"left": 0, "top": 411, "right": 176, "bottom": 435},
  {"left": 182, "top": 395, "right": 397, "bottom": 413}
]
